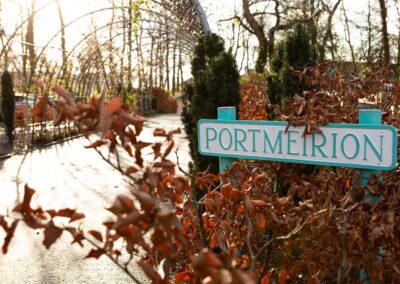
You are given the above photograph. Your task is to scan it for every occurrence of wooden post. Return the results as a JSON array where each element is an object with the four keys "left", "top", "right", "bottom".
[
  {"left": 218, "top": 107, "right": 236, "bottom": 172},
  {"left": 359, "top": 109, "right": 382, "bottom": 283}
]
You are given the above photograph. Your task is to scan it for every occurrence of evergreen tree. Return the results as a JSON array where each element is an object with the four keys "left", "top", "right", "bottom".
[
  {"left": 1, "top": 71, "right": 15, "bottom": 143},
  {"left": 182, "top": 34, "right": 240, "bottom": 173},
  {"left": 267, "top": 24, "right": 316, "bottom": 111}
]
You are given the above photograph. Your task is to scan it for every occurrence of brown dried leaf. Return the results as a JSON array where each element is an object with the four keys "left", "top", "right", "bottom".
[
  {"left": 86, "top": 248, "right": 105, "bottom": 259},
  {"left": 13, "top": 184, "right": 35, "bottom": 215},
  {"left": 43, "top": 223, "right": 63, "bottom": 249},
  {"left": 2, "top": 220, "right": 18, "bottom": 254},
  {"left": 84, "top": 140, "right": 107, "bottom": 149},
  {"left": 131, "top": 190, "right": 156, "bottom": 212},
  {"left": 88, "top": 230, "right": 103, "bottom": 242}
]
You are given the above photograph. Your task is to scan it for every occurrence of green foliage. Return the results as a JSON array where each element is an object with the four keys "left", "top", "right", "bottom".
[
  {"left": 239, "top": 72, "right": 268, "bottom": 86},
  {"left": 267, "top": 25, "right": 316, "bottom": 112},
  {"left": 131, "top": 0, "right": 144, "bottom": 37},
  {"left": 1, "top": 71, "right": 15, "bottom": 142},
  {"left": 118, "top": 83, "right": 136, "bottom": 112},
  {"left": 182, "top": 34, "right": 240, "bottom": 173}
]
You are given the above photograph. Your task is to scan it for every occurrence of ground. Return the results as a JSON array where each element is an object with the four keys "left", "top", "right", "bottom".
[{"left": 0, "top": 111, "right": 189, "bottom": 284}]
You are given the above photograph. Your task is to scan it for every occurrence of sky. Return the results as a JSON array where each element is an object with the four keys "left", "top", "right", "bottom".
[{"left": 1, "top": 0, "right": 399, "bottom": 77}]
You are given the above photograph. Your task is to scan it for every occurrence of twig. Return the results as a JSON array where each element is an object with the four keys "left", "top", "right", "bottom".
[
  {"left": 255, "top": 209, "right": 328, "bottom": 260},
  {"left": 197, "top": 182, "right": 223, "bottom": 204},
  {"left": 174, "top": 148, "right": 191, "bottom": 178},
  {"left": 243, "top": 197, "right": 256, "bottom": 271},
  {"left": 95, "top": 148, "right": 136, "bottom": 183},
  {"left": 206, "top": 212, "right": 227, "bottom": 242}
]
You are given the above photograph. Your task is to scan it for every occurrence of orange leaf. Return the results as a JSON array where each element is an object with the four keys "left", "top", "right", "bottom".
[
  {"left": 33, "top": 93, "right": 49, "bottom": 121},
  {"left": 125, "top": 167, "right": 139, "bottom": 175},
  {"left": 255, "top": 212, "right": 267, "bottom": 229},
  {"left": 278, "top": 268, "right": 288, "bottom": 284},
  {"left": 106, "top": 97, "right": 122, "bottom": 113},
  {"left": 307, "top": 275, "right": 320, "bottom": 284},
  {"left": 260, "top": 275, "right": 270, "bottom": 284},
  {"left": 176, "top": 272, "right": 192, "bottom": 284}
]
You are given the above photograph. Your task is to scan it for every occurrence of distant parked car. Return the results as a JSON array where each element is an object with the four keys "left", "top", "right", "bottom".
[{"left": 15, "top": 93, "right": 35, "bottom": 107}]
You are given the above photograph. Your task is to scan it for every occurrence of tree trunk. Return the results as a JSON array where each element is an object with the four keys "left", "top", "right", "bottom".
[
  {"left": 242, "top": 0, "right": 268, "bottom": 73},
  {"left": 121, "top": 2, "right": 126, "bottom": 86},
  {"left": 150, "top": 36, "right": 154, "bottom": 88},
  {"left": 342, "top": 3, "right": 356, "bottom": 69},
  {"left": 379, "top": 0, "right": 390, "bottom": 65},
  {"left": 26, "top": 0, "right": 36, "bottom": 79},
  {"left": 319, "top": 0, "right": 341, "bottom": 62},
  {"left": 165, "top": 23, "right": 170, "bottom": 90},
  {"left": 367, "top": 0, "right": 373, "bottom": 65},
  {"left": 128, "top": 0, "right": 133, "bottom": 87},
  {"left": 309, "top": 0, "right": 318, "bottom": 46},
  {"left": 56, "top": 0, "right": 67, "bottom": 78},
  {"left": 172, "top": 40, "right": 176, "bottom": 96}
]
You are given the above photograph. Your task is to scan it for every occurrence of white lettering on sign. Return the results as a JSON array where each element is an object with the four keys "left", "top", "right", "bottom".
[{"left": 198, "top": 120, "right": 398, "bottom": 170}]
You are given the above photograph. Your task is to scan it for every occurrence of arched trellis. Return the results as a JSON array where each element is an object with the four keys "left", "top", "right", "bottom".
[
  {"left": 0, "top": 0, "right": 210, "bottom": 146},
  {"left": 0, "top": 0, "right": 209, "bottom": 92}
]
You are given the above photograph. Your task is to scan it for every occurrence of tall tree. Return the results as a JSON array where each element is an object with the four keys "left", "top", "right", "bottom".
[
  {"left": 318, "top": 0, "right": 342, "bottom": 62},
  {"left": 342, "top": 1, "right": 356, "bottom": 68},
  {"left": 239, "top": 0, "right": 322, "bottom": 73},
  {"left": 379, "top": 0, "right": 390, "bottom": 65},
  {"left": 242, "top": 0, "right": 268, "bottom": 73},
  {"left": 56, "top": 0, "right": 67, "bottom": 76},
  {"left": 25, "top": 0, "right": 36, "bottom": 79}
]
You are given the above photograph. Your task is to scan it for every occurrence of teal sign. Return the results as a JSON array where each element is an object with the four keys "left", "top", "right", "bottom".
[{"left": 198, "top": 120, "right": 398, "bottom": 170}]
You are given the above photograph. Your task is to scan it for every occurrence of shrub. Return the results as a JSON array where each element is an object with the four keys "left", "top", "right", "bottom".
[
  {"left": 118, "top": 83, "right": 136, "bottom": 112},
  {"left": 267, "top": 24, "right": 316, "bottom": 117},
  {"left": 1, "top": 68, "right": 400, "bottom": 284},
  {"left": 1, "top": 71, "right": 15, "bottom": 142},
  {"left": 150, "top": 87, "right": 177, "bottom": 113},
  {"left": 182, "top": 33, "right": 240, "bottom": 173},
  {"left": 239, "top": 73, "right": 268, "bottom": 120}
]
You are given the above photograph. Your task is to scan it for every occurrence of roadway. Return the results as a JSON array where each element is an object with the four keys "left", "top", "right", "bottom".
[{"left": 0, "top": 112, "right": 190, "bottom": 284}]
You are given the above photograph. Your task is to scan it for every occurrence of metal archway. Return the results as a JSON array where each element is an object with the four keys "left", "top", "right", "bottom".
[{"left": 0, "top": 0, "right": 210, "bottom": 146}]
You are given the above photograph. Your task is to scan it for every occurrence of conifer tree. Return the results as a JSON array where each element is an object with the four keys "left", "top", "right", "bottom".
[
  {"left": 267, "top": 24, "right": 316, "bottom": 111},
  {"left": 1, "top": 71, "right": 15, "bottom": 143},
  {"left": 182, "top": 34, "right": 240, "bottom": 173}
]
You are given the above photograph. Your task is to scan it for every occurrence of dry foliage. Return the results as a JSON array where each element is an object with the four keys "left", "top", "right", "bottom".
[
  {"left": 239, "top": 82, "right": 268, "bottom": 121},
  {"left": 151, "top": 87, "right": 178, "bottom": 114},
  {"left": 1, "top": 62, "right": 400, "bottom": 283}
]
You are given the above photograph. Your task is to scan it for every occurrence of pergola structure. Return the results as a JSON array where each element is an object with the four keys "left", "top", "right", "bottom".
[{"left": 0, "top": 0, "right": 209, "bottom": 101}]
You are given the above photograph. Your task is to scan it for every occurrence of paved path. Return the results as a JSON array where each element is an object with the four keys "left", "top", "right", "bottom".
[
  {"left": 0, "top": 112, "right": 189, "bottom": 284},
  {"left": 0, "top": 126, "right": 13, "bottom": 158}
]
